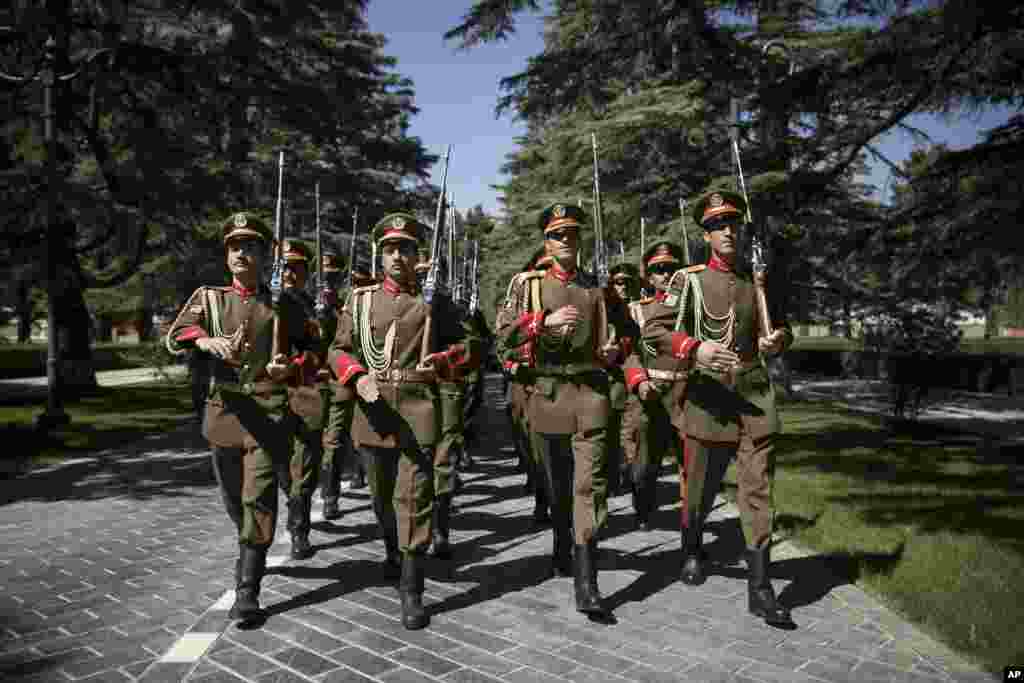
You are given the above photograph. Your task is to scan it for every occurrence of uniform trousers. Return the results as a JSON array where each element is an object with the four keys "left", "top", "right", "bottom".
[
  {"left": 211, "top": 445, "right": 283, "bottom": 548},
  {"left": 532, "top": 429, "right": 608, "bottom": 545},
  {"left": 434, "top": 382, "right": 464, "bottom": 496},
  {"left": 629, "top": 391, "right": 680, "bottom": 521},
  {"left": 321, "top": 392, "right": 361, "bottom": 500},
  {"left": 684, "top": 433, "right": 776, "bottom": 549},
  {"left": 360, "top": 444, "right": 435, "bottom": 554}
]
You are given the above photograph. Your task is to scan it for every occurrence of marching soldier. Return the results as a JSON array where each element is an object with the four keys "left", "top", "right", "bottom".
[
  {"left": 412, "top": 255, "right": 461, "bottom": 560},
  {"left": 644, "top": 191, "right": 793, "bottom": 626},
  {"left": 604, "top": 263, "right": 641, "bottom": 497},
  {"left": 165, "top": 212, "right": 316, "bottom": 621},
  {"left": 497, "top": 203, "right": 623, "bottom": 619},
  {"left": 329, "top": 213, "right": 479, "bottom": 629},
  {"left": 496, "top": 248, "right": 553, "bottom": 524},
  {"left": 459, "top": 307, "right": 491, "bottom": 472},
  {"left": 318, "top": 250, "right": 352, "bottom": 520},
  {"left": 621, "top": 242, "right": 689, "bottom": 532},
  {"left": 279, "top": 239, "right": 330, "bottom": 560}
]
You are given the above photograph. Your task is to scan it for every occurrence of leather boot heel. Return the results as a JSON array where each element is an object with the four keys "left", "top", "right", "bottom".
[
  {"left": 746, "top": 547, "right": 793, "bottom": 626},
  {"left": 399, "top": 554, "right": 429, "bottom": 630},
  {"left": 573, "top": 541, "right": 608, "bottom": 617}
]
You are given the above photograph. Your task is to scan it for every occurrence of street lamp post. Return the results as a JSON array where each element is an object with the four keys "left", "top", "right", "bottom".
[{"left": 0, "top": 30, "right": 112, "bottom": 430}]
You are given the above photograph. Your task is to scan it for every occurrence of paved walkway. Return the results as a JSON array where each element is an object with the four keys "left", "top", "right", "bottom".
[{"left": 0, "top": 375, "right": 998, "bottom": 683}]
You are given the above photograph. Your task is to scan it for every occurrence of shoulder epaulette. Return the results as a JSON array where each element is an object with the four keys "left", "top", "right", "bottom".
[
  {"left": 684, "top": 264, "right": 706, "bottom": 273},
  {"left": 352, "top": 284, "right": 380, "bottom": 295},
  {"left": 208, "top": 285, "right": 232, "bottom": 291}
]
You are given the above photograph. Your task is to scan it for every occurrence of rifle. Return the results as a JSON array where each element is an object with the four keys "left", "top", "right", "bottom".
[
  {"left": 347, "top": 206, "right": 358, "bottom": 287},
  {"left": 269, "top": 150, "right": 288, "bottom": 362},
  {"left": 419, "top": 144, "right": 452, "bottom": 368},
  {"left": 447, "top": 192, "right": 456, "bottom": 296},
  {"left": 618, "top": 240, "right": 625, "bottom": 265},
  {"left": 314, "top": 182, "right": 329, "bottom": 322},
  {"left": 640, "top": 216, "right": 646, "bottom": 257},
  {"left": 468, "top": 240, "right": 480, "bottom": 315},
  {"left": 590, "top": 132, "right": 609, "bottom": 288},
  {"left": 729, "top": 97, "right": 773, "bottom": 338},
  {"left": 679, "top": 198, "right": 692, "bottom": 265}
]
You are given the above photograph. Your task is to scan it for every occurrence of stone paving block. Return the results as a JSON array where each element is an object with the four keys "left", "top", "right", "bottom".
[
  {"left": 191, "top": 664, "right": 251, "bottom": 683},
  {"left": 555, "top": 643, "right": 636, "bottom": 675},
  {"left": 224, "top": 627, "right": 293, "bottom": 655},
  {"left": 335, "top": 627, "right": 407, "bottom": 655},
  {"left": 439, "top": 645, "right": 521, "bottom": 676},
  {"left": 389, "top": 646, "right": 462, "bottom": 677},
  {"left": 850, "top": 658, "right": 955, "bottom": 683},
  {"left": 135, "top": 660, "right": 194, "bottom": 683},
  {"left": 499, "top": 667, "right": 568, "bottom": 683},
  {"left": 287, "top": 609, "right": 364, "bottom": 638},
  {"left": 379, "top": 666, "right": 445, "bottom": 683},
  {"left": 77, "top": 667, "right": 135, "bottom": 682},
  {"left": 723, "top": 639, "right": 818, "bottom": 671},
  {"left": 259, "top": 616, "right": 353, "bottom": 655},
  {"left": 441, "top": 667, "right": 507, "bottom": 683},
  {"left": 617, "top": 662, "right": 691, "bottom": 683},
  {"left": 429, "top": 621, "right": 518, "bottom": 654},
  {"left": 253, "top": 667, "right": 310, "bottom": 683},
  {"left": 207, "top": 646, "right": 282, "bottom": 678},
  {"left": 267, "top": 645, "right": 342, "bottom": 678},
  {"left": 500, "top": 645, "right": 578, "bottom": 677},
  {"left": 61, "top": 642, "right": 155, "bottom": 679}
]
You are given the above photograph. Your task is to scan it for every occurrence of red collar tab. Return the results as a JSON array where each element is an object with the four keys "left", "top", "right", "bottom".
[
  {"left": 655, "top": 290, "right": 668, "bottom": 303},
  {"left": 382, "top": 276, "right": 416, "bottom": 296},
  {"left": 548, "top": 262, "right": 575, "bottom": 283},
  {"left": 231, "top": 279, "right": 259, "bottom": 298},
  {"left": 709, "top": 254, "right": 733, "bottom": 273}
]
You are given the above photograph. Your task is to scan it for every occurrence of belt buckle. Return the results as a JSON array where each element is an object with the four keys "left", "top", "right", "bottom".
[{"left": 390, "top": 369, "right": 402, "bottom": 382}]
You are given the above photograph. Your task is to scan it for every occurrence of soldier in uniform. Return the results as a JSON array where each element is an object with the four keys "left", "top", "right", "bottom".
[
  {"left": 318, "top": 250, "right": 354, "bottom": 521},
  {"left": 604, "top": 263, "right": 640, "bottom": 497},
  {"left": 498, "top": 203, "right": 623, "bottom": 618},
  {"left": 459, "top": 307, "right": 492, "bottom": 472},
  {"left": 644, "top": 191, "right": 793, "bottom": 626},
  {"left": 279, "top": 239, "right": 331, "bottom": 560},
  {"left": 165, "top": 212, "right": 317, "bottom": 621},
  {"left": 329, "top": 213, "right": 479, "bottom": 629},
  {"left": 621, "top": 242, "right": 689, "bottom": 532},
  {"left": 412, "top": 254, "right": 462, "bottom": 560},
  {"left": 496, "top": 248, "right": 553, "bottom": 524}
]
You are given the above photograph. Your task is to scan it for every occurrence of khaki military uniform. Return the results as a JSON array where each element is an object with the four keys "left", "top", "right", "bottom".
[
  {"left": 499, "top": 265, "right": 613, "bottom": 547},
  {"left": 329, "top": 278, "right": 479, "bottom": 556},
  {"left": 320, "top": 282, "right": 360, "bottom": 510},
  {"left": 644, "top": 260, "right": 791, "bottom": 549},
  {"left": 166, "top": 282, "right": 313, "bottom": 548}
]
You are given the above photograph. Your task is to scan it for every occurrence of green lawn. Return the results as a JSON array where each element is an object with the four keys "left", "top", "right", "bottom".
[
  {"left": 0, "top": 341, "right": 162, "bottom": 379},
  {"left": 792, "top": 334, "right": 1024, "bottom": 356},
  {"left": 720, "top": 401, "right": 1024, "bottom": 675},
  {"left": 0, "top": 380, "right": 196, "bottom": 468}
]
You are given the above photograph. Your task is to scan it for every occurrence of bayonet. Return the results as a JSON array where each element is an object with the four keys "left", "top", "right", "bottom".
[
  {"left": 468, "top": 240, "right": 480, "bottom": 315},
  {"left": 419, "top": 145, "right": 452, "bottom": 368},
  {"left": 269, "top": 150, "right": 288, "bottom": 361},
  {"left": 679, "top": 198, "right": 692, "bottom": 265},
  {"left": 591, "top": 132, "right": 609, "bottom": 288},
  {"left": 347, "top": 206, "right": 358, "bottom": 287},
  {"left": 314, "top": 182, "right": 329, "bottom": 321}
]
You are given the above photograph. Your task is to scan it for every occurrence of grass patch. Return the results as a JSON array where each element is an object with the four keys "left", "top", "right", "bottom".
[
  {"left": 0, "top": 380, "right": 195, "bottom": 468},
  {"left": 0, "top": 342, "right": 160, "bottom": 379},
  {"left": 719, "top": 401, "right": 1024, "bottom": 674},
  {"left": 791, "top": 335, "right": 1024, "bottom": 356}
]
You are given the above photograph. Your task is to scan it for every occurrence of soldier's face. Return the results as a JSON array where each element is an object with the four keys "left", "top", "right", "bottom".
[
  {"left": 544, "top": 228, "right": 578, "bottom": 264},
  {"left": 703, "top": 217, "right": 740, "bottom": 260},
  {"left": 612, "top": 280, "right": 631, "bottom": 300},
  {"left": 381, "top": 240, "right": 418, "bottom": 283},
  {"left": 646, "top": 263, "right": 676, "bottom": 291},
  {"left": 226, "top": 238, "right": 266, "bottom": 277},
  {"left": 283, "top": 261, "right": 308, "bottom": 290}
]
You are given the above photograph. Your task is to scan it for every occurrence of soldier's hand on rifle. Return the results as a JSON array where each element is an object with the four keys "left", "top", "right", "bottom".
[
  {"left": 758, "top": 330, "right": 786, "bottom": 357},
  {"left": 265, "top": 353, "right": 293, "bottom": 382},
  {"left": 355, "top": 373, "right": 380, "bottom": 403},
  {"left": 696, "top": 341, "right": 740, "bottom": 372},
  {"left": 544, "top": 305, "right": 580, "bottom": 335}
]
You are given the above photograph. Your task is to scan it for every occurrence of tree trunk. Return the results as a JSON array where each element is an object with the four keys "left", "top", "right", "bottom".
[
  {"left": 55, "top": 279, "right": 97, "bottom": 395},
  {"left": 15, "top": 279, "right": 33, "bottom": 343}
]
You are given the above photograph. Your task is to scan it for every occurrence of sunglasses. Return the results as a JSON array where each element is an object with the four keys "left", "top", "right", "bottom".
[
  {"left": 647, "top": 264, "right": 676, "bottom": 276},
  {"left": 545, "top": 229, "right": 576, "bottom": 243},
  {"left": 703, "top": 216, "right": 742, "bottom": 232}
]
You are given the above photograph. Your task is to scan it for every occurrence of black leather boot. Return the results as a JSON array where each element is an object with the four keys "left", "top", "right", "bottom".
[
  {"left": 229, "top": 545, "right": 266, "bottom": 621},
  {"left": 399, "top": 554, "right": 429, "bottom": 630},
  {"left": 573, "top": 540, "right": 608, "bottom": 617},
  {"left": 549, "top": 522, "right": 572, "bottom": 578},
  {"left": 746, "top": 547, "right": 793, "bottom": 626},
  {"left": 322, "top": 496, "right": 341, "bottom": 520},
  {"left": 383, "top": 533, "right": 401, "bottom": 580},
  {"left": 288, "top": 497, "right": 314, "bottom": 560},
  {"left": 679, "top": 522, "right": 706, "bottom": 586},
  {"left": 430, "top": 494, "right": 453, "bottom": 560},
  {"left": 532, "top": 483, "right": 550, "bottom": 525}
]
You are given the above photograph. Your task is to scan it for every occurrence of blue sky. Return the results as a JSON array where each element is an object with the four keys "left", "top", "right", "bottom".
[{"left": 366, "top": 3, "right": 1012, "bottom": 214}]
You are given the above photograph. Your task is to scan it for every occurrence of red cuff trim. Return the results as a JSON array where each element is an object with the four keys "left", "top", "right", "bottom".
[
  {"left": 620, "top": 337, "right": 634, "bottom": 359},
  {"left": 334, "top": 354, "right": 367, "bottom": 386},
  {"left": 671, "top": 333, "right": 699, "bottom": 361},
  {"left": 175, "top": 326, "right": 207, "bottom": 343},
  {"left": 447, "top": 344, "right": 471, "bottom": 369},
  {"left": 624, "top": 367, "right": 648, "bottom": 390},
  {"left": 516, "top": 312, "right": 544, "bottom": 339}
]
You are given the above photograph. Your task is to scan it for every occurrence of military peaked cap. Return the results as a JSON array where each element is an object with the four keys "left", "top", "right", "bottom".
[
  {"left": 691, "top": 190, "right": 746, "bottom": 228},
  {"left": 282, "top": 239, "right": 314, "bottom": 263},
  {"left": 609, "top": 263, "right": 640, "bottom": 283},
  {"left": 643, "top": 241, "right": 684, "bottom": 269},
  {"left": 222, "top": 212, "right": 273, "bottom": 245},
  {"left": 373, "top": 212, "right": 427, "bottom": 246},
  {"left": 322, "top": 250, "right": 344, "bottom": 273},
  {"left": 538, "top": 202, "right": 586, "bottom": 234}
]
